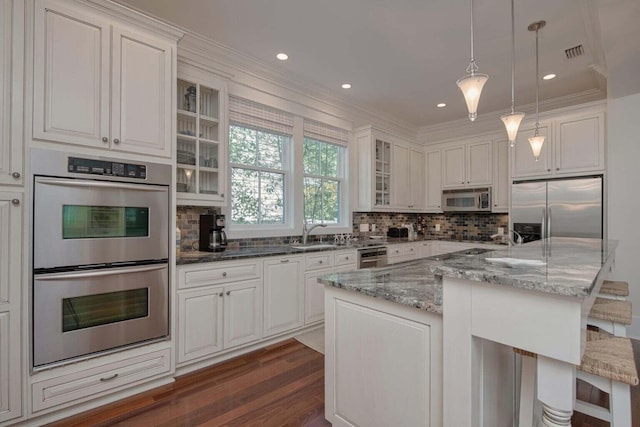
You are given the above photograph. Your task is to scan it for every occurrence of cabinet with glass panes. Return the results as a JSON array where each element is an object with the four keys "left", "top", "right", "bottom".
[
  {"left": 375, "top": 139, "right": 391, "bottom": 207},
  {"left": 176, "top": 63, "right": 227, "bottom": 206}
]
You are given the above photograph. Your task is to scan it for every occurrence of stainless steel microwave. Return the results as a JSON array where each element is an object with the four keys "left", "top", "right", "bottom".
[{"left": 442, "top": 188, "right": 492, "bottom": 212}]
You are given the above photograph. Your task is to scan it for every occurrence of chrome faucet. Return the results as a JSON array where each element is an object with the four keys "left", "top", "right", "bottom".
[
  {"left": 507, "top": 229, "right": 524, "bottom": 246},
  {"left": 302, "top": 222, "right": 327, "bottom": 244}
]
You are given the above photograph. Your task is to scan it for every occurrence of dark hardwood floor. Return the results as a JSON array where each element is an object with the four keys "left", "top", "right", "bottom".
[{"left": 49, "top": 338, "right": 640, "bottom": 427}]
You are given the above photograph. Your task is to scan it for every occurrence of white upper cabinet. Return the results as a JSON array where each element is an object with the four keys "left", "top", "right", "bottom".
[
  {"left": 554, "top": 112, "right": 605, "bottom": 175},
  {"left": 511, "top": 123, "right": 552, "bottom": 178},
  {"left": 425, "top": 149, "right": 442, "bottom": 212},
  {"left": 357, "top": 126, "right": 425, "bottom": 211},
  {"left": 33, "top": 0, "right": 174, "bottom": 157},
  {"left": 442, "top": 140, "right": 492, "bottom": 188},
  {"left": 511, "top": 110, "right": 604, "bottom": 179},
  {"left": 0, "top": 0, "right": 24, "bottom": 186},
  {"left": 492, "top": 139, "right": 509, "bottom": 212}
]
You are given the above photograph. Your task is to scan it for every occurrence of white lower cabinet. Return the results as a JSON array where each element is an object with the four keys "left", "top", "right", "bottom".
[
  {"left": 263, "top": 256, "right": 304, "bottom": 338},
  {"left": 417, "top": 241, "right": 433, "bottom": 259},
  {"left": 177, "top": 279, "right": 261, "bottom": 364},
  {"left": 305, "top": 269, "right": 331, "bottom": 325},
  {"left": 0, "top": 311, "right": 20, "bottom": 423},
  {"left": 31, "top": 347, "right": 171, "bottom": 413},
  {"left": 387, "top": 243, "right": 418, "bottom": 264}
]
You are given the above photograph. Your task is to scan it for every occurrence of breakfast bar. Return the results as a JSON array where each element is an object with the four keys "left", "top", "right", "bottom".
[{"left": 320, "top": 237, "right": 618, "bottom": 426}]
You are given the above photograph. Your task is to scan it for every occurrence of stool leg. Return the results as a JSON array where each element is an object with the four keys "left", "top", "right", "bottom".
[
  {"left": 610, "top": 381, "right": 631, "bottom": 427},
  {"left": 519, "top": 354, "right": 536, "bottom": 427}
]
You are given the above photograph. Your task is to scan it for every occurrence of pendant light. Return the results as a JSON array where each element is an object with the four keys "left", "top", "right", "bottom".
[
  {"left": 457, "top": 0, "right": 488, "bottom": 122},
  {"left": 500, "top": 0, "right": 525, "bottom": 146},
  {"left": 528, "top": 20, "right": 546, "bottom": 161}
]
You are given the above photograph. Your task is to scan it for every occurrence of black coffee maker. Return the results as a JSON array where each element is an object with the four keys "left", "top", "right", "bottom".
[{"left": 199, "top": 214, "right": 227, "bottom": 252}]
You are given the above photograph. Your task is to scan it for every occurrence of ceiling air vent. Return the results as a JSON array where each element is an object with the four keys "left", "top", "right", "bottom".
[{"left": 564, "top": 45, "right": 584, "bottom": 59}]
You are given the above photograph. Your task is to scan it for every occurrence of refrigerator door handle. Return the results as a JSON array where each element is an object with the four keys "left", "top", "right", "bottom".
[
  {"left": 547, "top": 207, "right": 552, "bottom": 239},
  {"left": 541, "top": 208, "right": 546, "bottom": 240}
]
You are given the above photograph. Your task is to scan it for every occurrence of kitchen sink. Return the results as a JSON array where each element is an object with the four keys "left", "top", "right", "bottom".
[
  {"left": 290, "top": 244, "right": 337, "bottom": 250},
  {"left": 459, "top": 248, "right": 495, "bottom": 256}
]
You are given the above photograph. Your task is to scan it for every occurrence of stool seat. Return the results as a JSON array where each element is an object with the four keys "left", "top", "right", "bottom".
[
  {"left": 579, "top": 335, "right": 639, "bottom": 386},
  {"left": 600, "top": 280, "right": 629, "bottom": 297},
  {"left": 589, "top": 297, "right": 632, "bottom": 326}
]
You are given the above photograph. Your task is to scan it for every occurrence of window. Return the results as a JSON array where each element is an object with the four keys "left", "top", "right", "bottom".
[
  {"left": 303, "top": 138, "right": 344, "bottom": 224},
  {"left": 229, "top": 126, "right": 288, "bottom": 224},
  {"left": 228, "top": 97, "right": 293, "bottom": 228},
  {"left": 303, "top": 119, "right": 349, "bottom": 225}
]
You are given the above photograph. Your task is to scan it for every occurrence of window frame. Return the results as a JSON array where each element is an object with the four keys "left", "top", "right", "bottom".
[{"left": 227, "top": 123, "right": 293, "bottom": 235}]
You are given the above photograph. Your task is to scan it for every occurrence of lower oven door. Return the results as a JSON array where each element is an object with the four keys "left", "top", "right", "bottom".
[{"left": 33, "top": 263, "right": 169, "bottom": 369}]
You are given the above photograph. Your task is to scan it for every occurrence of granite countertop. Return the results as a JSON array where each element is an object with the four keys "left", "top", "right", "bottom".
[
  {"left": 176, "top": 237, "right": 506, "bottom": 265},
  {"left": 426, "top": 237, "right": 618, "bottom": 298},
  {"left": 319, "top": 237, "right": 618, "bottom": 314}
]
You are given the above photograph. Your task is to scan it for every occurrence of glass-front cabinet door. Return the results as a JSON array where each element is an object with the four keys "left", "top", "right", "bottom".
[
  {"left": 176, "top": 64, "right": 227, "bottom": 206},
  {"left": 374, "top": 139, "right": 391, "bottom": 207}
]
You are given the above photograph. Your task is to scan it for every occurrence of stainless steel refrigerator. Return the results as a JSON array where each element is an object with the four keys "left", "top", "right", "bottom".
[{"left": 511, "top": 176, "right": 603, "bottom": 242}]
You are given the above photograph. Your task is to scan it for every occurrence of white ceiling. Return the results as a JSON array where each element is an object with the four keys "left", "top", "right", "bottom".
[{"left": 116, "top": 0, "right": 635, "bottom": 128}]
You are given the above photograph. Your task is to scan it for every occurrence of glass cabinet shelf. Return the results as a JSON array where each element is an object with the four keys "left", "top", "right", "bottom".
[{"left": 176, "top": 68, "right": 227, "bottom": 206}]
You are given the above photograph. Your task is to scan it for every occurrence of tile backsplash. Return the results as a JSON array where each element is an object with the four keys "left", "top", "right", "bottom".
[
  {"left": 352, "top": 211, "right": 508, "bottom": 242},
  {"left": 177, "top": 206, "right": 509, "bottom": 252}
]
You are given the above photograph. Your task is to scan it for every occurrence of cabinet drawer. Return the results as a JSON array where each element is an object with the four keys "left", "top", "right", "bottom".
[
  {"left": 388, "top": 246, "right": 404, "bottom": 258},
  {"left": 403, "top": 245, "right": 417, "bottom": 256},
  {"left": 182, "top": 261, "right": 261, "bottom": 289},
  {"left": 334, "top": 250, "right": 357, "bottom": 267},
  {"left": 305, "top": 252, "right": 334, "bottom": 271},
  {"left": 32, "top": 348, "right": 171, "bottom": 412}
]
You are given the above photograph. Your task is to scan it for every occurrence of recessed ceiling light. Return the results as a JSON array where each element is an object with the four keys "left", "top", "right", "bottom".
[
  {"left": 543, "top": 73, "right": 556, "bottom": 80},
  {"left": 437, "top": 103, "right": 446, "bottom": 108},
  {"left": 276, "top": 53, "right": 288, "bottom": 61},
  {"left": 341, "top": 83, "right": 352, "bottom": 89}
]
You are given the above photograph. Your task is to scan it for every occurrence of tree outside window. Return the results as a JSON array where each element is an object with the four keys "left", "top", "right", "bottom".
[
  {"left": 303, "top": 138, "right": 344, "bottom": 224},
  {"left": 229, "top": 125, "right": 288, "bottom": 225}
]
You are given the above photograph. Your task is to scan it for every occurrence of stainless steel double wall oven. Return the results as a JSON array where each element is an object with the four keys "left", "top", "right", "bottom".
[{"left": 31, "top": 149, "right": 171, "bottom": 370}]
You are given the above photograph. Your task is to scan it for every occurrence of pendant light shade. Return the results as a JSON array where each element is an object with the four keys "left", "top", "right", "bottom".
[
  {"left": 528, "top": 20, "right": 546, "bottom": 161},
  {"left": 457, "top": 73, "right": 489, "bottom": 122},
  {"left": 457, "top": 0, "right": 488, "bottom": 122},
  {"left": 501, "top": 0, "right": 524, "bottom": 146},
  {"left": 501, "top": 112, "right": 526, "bottom": 146}
]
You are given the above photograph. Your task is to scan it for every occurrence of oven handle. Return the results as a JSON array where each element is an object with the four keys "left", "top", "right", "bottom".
[
  {"left": 35, "top": 264, "right": 167, "bottom": 280},
  {"left": 36, "top": 177, "right": 167, "bottom": 192}
]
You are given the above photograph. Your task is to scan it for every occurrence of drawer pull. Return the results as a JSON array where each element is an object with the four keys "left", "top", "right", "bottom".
[
  {"left": 12, "top": 172, "right": 20, "bottom": 179},
  {"left": 222, "top": 272, "right": 227, "bottom": 277},
  {"left": 100, "top": 373, "right": 119, "bottom": 382},
  {"left": 345, "top": 256, "right": 349, "bottom": 260},
  {"left": 226, "top": 291, "right": 231, "bottom": 296},
  {"left": 219, "top": 292, "right": 223, "bottom": 297},
  {"left": 280, "top": 259, "right": 290, "bottom": 263}
]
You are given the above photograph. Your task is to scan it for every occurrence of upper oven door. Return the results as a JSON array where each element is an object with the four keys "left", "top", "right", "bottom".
[{"left": 34, "top": 177, "right": 169, "bottom": 270}]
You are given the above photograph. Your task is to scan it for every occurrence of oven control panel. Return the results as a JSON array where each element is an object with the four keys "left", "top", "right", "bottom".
[{"left": 68, "top": 157, "right": 147, "bottom": 179}]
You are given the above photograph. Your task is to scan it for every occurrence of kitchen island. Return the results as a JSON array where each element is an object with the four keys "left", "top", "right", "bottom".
[{"left": 319, "top": 237, "right": 617, "bottom": 427}]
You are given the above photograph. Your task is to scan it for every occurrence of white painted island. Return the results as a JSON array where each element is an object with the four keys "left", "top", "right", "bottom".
[{"left": 320, "top": 237, "right": 617, "bottom": 427}]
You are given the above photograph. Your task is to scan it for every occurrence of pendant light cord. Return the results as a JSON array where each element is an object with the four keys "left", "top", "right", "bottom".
[
  {"left": 510, "top": 0, "right": 516, "bottom": 114},
  {"left": 466, "top": 0, "right": 479, "bottom": 74},
  {"left": 534, "top": 26, "right": 540, "bottom": 136}
]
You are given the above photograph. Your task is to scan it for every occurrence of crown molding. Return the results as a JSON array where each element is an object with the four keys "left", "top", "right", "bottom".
[
  {"left": 178, "top": 32, "right": 419, "bottom": 142},
  {"left": 82, "top": 0, "right": 184, "bottom": 40},
  {"left": 418, "top": 89, "right": 606, "bottom": 144}
]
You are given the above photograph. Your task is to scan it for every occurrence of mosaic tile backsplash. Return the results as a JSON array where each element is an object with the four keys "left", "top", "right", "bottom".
[{"left": 177, "top": 206, "right": 509, "bottom": 252}]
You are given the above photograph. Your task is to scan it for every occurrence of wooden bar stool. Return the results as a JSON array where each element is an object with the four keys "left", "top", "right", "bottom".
[
  {"left": 575, "top": 330, "right": 639, "bottom": 426},
  {"left": 598, "top": 280, "right": 629, "bottom": 300},
  {"left": 588, "top": 297, "right": 632, "bottom": 337}
]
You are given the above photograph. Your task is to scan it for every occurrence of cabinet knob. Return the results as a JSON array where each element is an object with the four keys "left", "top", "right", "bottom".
[
  {"left": 319, "top": 260, "right": 323, "bottom": 264},
  {"left": 547, "top": 169, "right": 551, "bottom": 172},
  {"left": 226, "top": 291, "right": 231, "bottom": 296},
  {"left": 220, "top": 193, "right": 225, "bottom": 198},
  {"left": 345, "top": 256, "right": 349, "bottom": 260},
  {"left": 222, "top": 272, "right": 227, "bottom": 277},
  {"left": 461, "top": 181, "right": 464, "bottom": 184},
  {"left": 102, "top": 137, "right": 108, "bottom": 143},
  {"left": 113, "top": 138, "right": 120, "bottom": 144},
  {"left": 467, "top": 181, "right": 470, "bottom": 184},
  {"left": 11, "top": 172, "right": 20, "bottom": 179},
  {"left": 556, "top": 168, "right": 560, "bottom": 171},
  {"left": 11, "top": 199, "right": 20, "bottom": 205},
  {"left": 494, "top": 204, "right": 497, "bottom": 207},
  {"left": 219, "top": 292, "right": 223, "bottom": 297}
]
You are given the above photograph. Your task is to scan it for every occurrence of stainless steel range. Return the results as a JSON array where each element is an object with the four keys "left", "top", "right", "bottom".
[{"left": 31, "top": 149, "right": 171, "bottom": 370}]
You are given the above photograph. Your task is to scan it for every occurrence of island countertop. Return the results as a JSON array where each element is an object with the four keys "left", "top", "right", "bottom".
[{"left": 319, "top": 237, "right": 618, "bottom": 314}]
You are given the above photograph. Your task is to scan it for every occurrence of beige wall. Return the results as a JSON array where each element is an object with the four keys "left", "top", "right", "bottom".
[{"left": 607, "top": 91, "right": 640, "bottom": 338}]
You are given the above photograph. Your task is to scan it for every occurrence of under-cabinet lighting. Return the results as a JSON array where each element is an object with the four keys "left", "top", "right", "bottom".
[
  {"left": 276, "top": 53, "right": 289, "bottom": 61},
  {"left": 437, "top": 103, "right": 446, "bottom": 108},
  {"left": 543, "top": 73, "right": 556, "bottom": 80},
  {"left": 341, "top": 83, "right": 352, "bottom": 89}
]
